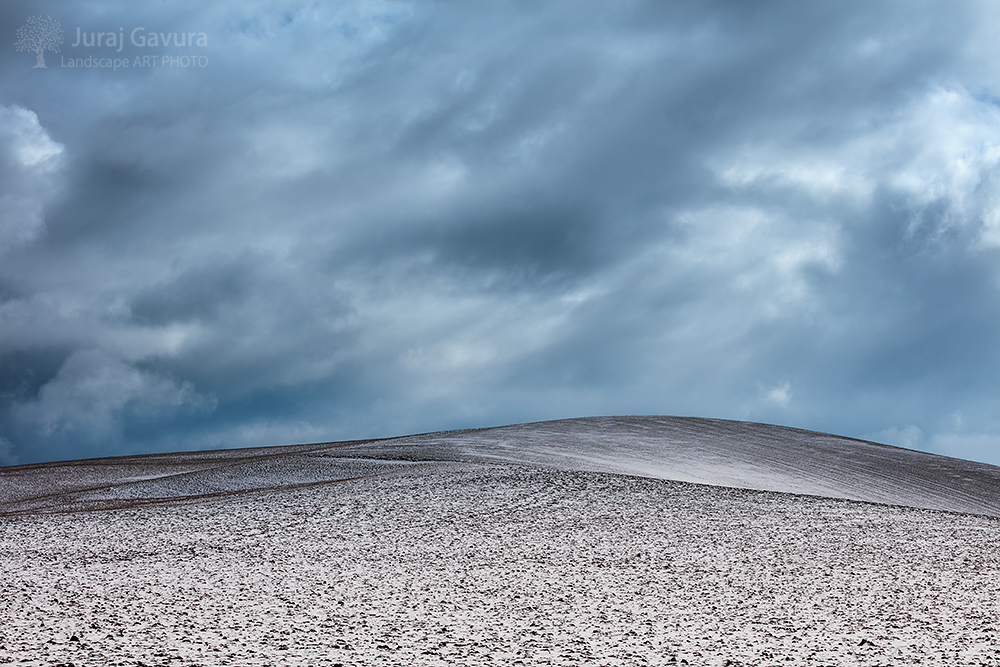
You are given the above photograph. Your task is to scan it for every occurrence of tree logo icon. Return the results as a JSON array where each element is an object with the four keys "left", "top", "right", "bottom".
[{"left": 14, "top": 15, "right": 64, "bottom": 69}]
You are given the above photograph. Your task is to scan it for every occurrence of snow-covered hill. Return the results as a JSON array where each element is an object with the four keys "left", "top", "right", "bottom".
[
  {"left": 4, "top": 416, "right": 999, "bottom": 517},
  {"left": 3, "top": 461, "right": 999, "bottom": 665},
  {"left": 3, "top": 417, "right": 1000, "bottom": 665},
  {"left": 325, "top": 416, "right": 1000, "bottom": 517}
]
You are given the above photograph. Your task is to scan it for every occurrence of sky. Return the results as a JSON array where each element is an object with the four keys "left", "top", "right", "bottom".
[{"left": 2, "top": 1, "right": 1000, "bottom": 466}]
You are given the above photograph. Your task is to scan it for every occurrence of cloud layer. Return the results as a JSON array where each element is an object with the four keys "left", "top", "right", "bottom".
[{"left": 3, "top": 1, "right": 1000, "bottom": 465}]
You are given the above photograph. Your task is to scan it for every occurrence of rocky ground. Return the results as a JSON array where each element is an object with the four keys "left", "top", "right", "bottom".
[{"left": 2, "top": 461, "right": 998, "bottom": 666}]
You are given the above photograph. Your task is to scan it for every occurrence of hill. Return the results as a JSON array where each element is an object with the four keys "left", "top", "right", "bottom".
[{"left": 4, "top": 416, "right": 1000, "bottom": 517}]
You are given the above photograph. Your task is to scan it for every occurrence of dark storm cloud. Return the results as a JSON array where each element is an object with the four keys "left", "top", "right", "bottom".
[
  {"left": 130, "top": 257, "right": 257, "bottom": 326},
  {"left": 3, "top": 0, "right": 1000, "bottom": 465}
]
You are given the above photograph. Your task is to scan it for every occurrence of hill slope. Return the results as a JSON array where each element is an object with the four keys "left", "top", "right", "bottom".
[
  {"left": 3, "top": 417, "right": 1000, "bottom": 665},
  {"left": 3, "top": 416, "right": 1000, "bottom": 517},
  {"left": 327, "top": 416, "right": 1000, "bottom": 516}
]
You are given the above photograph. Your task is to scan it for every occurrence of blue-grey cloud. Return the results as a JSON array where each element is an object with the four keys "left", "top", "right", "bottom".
[{"left": 3, "top": 0, "right": 1000, "bottom": 466}]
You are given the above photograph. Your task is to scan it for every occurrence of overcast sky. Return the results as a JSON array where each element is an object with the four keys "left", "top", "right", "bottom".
[{"left": 3, "top": 1, "right": 1000, "bottom": 466}]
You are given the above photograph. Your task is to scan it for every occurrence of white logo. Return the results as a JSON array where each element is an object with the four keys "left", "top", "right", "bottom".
[{"left": 14, "top": 15, "right": 64, "bottom": 69}]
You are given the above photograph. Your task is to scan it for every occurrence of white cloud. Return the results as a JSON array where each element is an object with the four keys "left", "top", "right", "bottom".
[
  {"left": 10, "top": 349, "right": 214, "bottom": 452},
  {"left": 713, "top": 86, "right": 1000, "bottom": 253},
  {"left": 763, "top": 381, "right": 792, "bottom": 408},
  {"left": 665, "top": 205, "right": 842, "bottom": 319},
  {"left": 885, "top": 89, "right": 1000, "bottom": 246},
  {"left": 0, "top": 104, "right": 64, "bottom": 253}
]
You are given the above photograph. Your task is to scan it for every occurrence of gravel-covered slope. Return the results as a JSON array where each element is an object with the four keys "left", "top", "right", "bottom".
[
  {"left": 3, "top": 418, "right": 1000, "bottom": 666},
  {"left": 2, "top": 463, "right": 998, "bottom": 666},
  {"left": 320, "top": 416, "right": 1000, "bottom": 517},
  {"left": 4, "top": 416, "right": 1000, "bottom": 517}
]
